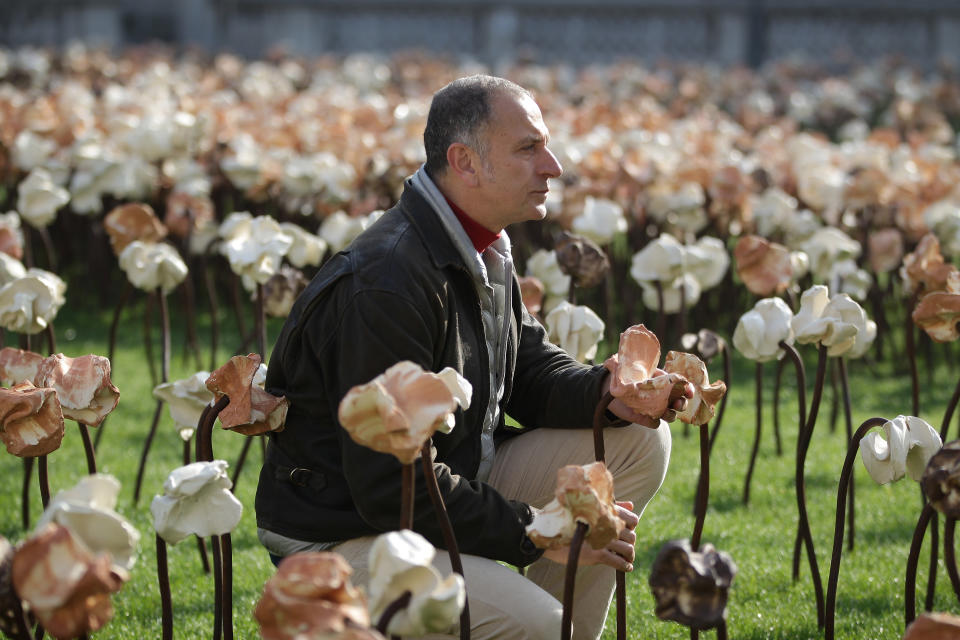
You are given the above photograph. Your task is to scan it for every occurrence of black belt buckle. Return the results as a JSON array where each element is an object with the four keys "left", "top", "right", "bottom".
[{"left": 289, "top": 467, "right": 312, "bottom": 487}]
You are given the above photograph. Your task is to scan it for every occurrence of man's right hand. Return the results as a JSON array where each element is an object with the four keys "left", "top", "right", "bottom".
[{"left": 541, "top": 501, "right": 639, "bottom": 572}]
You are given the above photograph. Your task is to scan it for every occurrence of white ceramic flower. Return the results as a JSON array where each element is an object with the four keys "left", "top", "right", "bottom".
[
  {"left": 279, "top": 222, "right": 327, "bottom": 268},
  {"left": 685, "top": 236, "right": 729, "bottom": 291},
  {"left": 0, "top": 252, "right": 27, "bottom": 287},
  {"left": 319, "top": 210, "right": 368, "bottom": 254},
  {"left": 220, "top": 134, "right": 263, "bottom": 191},
  {"left": 799, "top": 228, "right": 861, "bottom": 283},
  {"left": 12, "top": 131, "right": 56, "bottom": 171},
  {"left": 640, "top": 273, "right": 702, "bottom": 314},
  {"left": 732, "top": 297, "right": 795, "bottom": 362},
  {"left": 367, "top": 530, "right": 466, "bottom": 637},
  {"left": 117, "top": 241, "right": 188, "bottom": 294},
  {"left": 860, "top": 416, "right": 943, "bottom": 485},
  {"left": 544, "top": 301, "right": 605, "bottom": 362},
  {"left": 630, "top": 233, "right": 685, "bottom": 286},
  {"left": 526, "top": 249, "right": 571, "bottom": 308},
  {"left": 924, "top": 199, "right": 960, "bottom": 259},
  {"left": 16, "top": 168, "right": 70, "bottom": 228},
  {"left": 0, "top": 269, "right": 66, "bottom": 334},
  {"left": 750, "top": 188, "right": 798, "bottom": 238},
  {"left": 791, "top": 285, "right": 861, "bottom": 357},
  {"left": 832, "top": 260, "right": 873, "bottom": 302},
  {"left": 152, "top": 372, "right": 213, "bottom": 441},
  {"left": 796, "top": 163, "right": 845, "bottom": 214},
  {"left": 572, "top": 196, "right": 627, "bottom": 245},
  {"left": 150, "top": 460, "right": 243, "bottom": 545},
  {"left": 36, "top": 474, "right": 140, "bottom": 572},
  {"left": 219, "top": 212, "right": 294, "bottom": 286},
  {"left": 646, "top": 181, "right": 709, "bottom": 235}
]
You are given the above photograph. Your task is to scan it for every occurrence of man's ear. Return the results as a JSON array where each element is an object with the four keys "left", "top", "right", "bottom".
[{"left": 446, "top": 143, "right": 480, "bottom": 187}]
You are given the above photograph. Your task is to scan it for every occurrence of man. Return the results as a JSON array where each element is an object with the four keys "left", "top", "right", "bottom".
[{"left": 256, "top": 75, "right": 682, "bottom": 640}]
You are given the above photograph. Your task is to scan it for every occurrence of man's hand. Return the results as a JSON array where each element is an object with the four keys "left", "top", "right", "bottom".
[
  {"left": 602, "top": 370, "right": 695, "bottom": 428},
  {"left": 542, "top": 501, "right": 640, "bottom": 572}
]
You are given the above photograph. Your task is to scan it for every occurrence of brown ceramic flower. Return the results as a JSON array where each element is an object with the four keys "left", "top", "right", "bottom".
[
  {"left": 603, "top": 325, "right": 688, "bottom": 420},
  {"left": 648, "top": 539, "right": 737, "bottom": 630},
  {"left": 0, "top": 218, "right": 23, "bottom": 261},
  {"left": 554, "top": 231, "right": 611, "bottom": 289},
  {"left": 12, "top": 523, "right": 126, "bottom": 640},
  {"left": 0, "top": 536, "right": 33, "bottom": 640},
  {"left": 0, "top": 346, "right": 44, "bottom": 387},
  {"left": 733, "top": 235, "right": 792, "bottom": 297},
  {"left": 103, "top": 203, "right": 168, "bottom": 256},
  {"left": 921, "top": 440, "right": 960, "bottom": 518},
  {"left": 903, "top": 612, "right": 960, "bottom": 640},
  {"left": 34, "top": 354, "right": 119, "bottom": 427},
  {"left": 912, "top": 291, "right": 960, "bottom": 343},
  {"left": 205, "top": 354, "right": 289, "bottom": 436},
  {"left": 556, "top": 462, "right": 623, "bottom": 549},
  {"left": 253, "top": 552, "right": 382, "bottom": 640},
  {"left": 901, "top": 233, "right": 959, "bottom": 298},
  {"left": 261, "top": 266, "right": 307, "bottom": 318},
  {"left": 663, "top": 351, "right": 726, "bottom": 425},
  {"left": 679, "top": 329, "right": 725, "bottom": 363},
  {"left": 0, "top": 381, "right": 64, "bottom": 457},
  {"left": 517, "top": 276, "right": 545, "bottom": 317},
  {"left": 164, "top": 192, "right": 215, "bottom": 239},
  {"left": 868, "top": 228, "right": 904, "bottom": 274}
]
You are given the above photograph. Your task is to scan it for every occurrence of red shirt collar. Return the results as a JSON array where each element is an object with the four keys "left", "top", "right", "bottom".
[{"left": 444, "top": 196, "right": 501, "bottom": 253}]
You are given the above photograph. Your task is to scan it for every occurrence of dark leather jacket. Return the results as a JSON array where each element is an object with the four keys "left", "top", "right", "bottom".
[{"left": 256, "top": 181, "right": 607, "bottom": 567}]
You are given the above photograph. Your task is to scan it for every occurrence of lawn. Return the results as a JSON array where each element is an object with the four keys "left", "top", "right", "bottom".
[{"left": 1, "top": 291, "right": 957, "bottom": 639}]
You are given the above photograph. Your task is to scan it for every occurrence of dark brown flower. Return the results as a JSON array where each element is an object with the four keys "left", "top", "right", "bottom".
[
  {"left": 554, "top": 231, "right": 610, "bottom": 289},
  {"left": 921, "top": 440, "right": 960, "bottom": 518},
  {"left": 206, "top": 354, "right": 288, "bottom": 435},
  {"left": 164, "top": 192, "right": 215, "bottom": 240},
  {"left": 734, "top": 235, "right": 792, "bottom": 297},
  {"left": 679, "top": 329, "right": 725, "bottom": 363},
  {"left": 103, "top": 203, "right": 167, "bottom": 256},
  {"left": 648, "top": 539, "right": 737, "bottom": 630},
  {"left": 261, "top": 266, "right": 307, "bottom": 318}
]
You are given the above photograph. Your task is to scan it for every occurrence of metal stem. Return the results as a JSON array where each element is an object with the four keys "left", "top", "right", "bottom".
[
  {"left": 401, "top": 462, "right": 415, "bottom": 530},
  {"left": 742, "top": 362, "right": 763, "bottom": 505},
  {"left": 157, "top": 534, "right": 173, "bottom": 640},
  {"left": 692, "top": 423, "right": 710, "bottom": 550},
  {"left": 904, "top": 503, "right": 937, "bottom": 627},
  {"left": 939, "top": 373, "right": 960, "bottom": 441},
  {"left": 772, "top": 356, "right": 785, "bottom": 457},
  {"left": 21, "top": 456, "right": 32, "bottom": 530},
  {"left": 944, "top": 518, "right": 960, "bottom": 603},
  {"left": 77, "top": 422, "right": 96, "bottom": 474},
  {"left": 38, "top": 455, "right": 49, "bottom": 508},
  {"left": 906, "top": 295, "right": 920, "bottom": 417},
  {"left": 375, "top": 591, "right": 413, "bottom": 635},
  {"left": 837, "top": 359, "right": 854, "bottom": 552},
  {"left": 707, "top": 343, "right": 732, "bottom": 455},
  {"left": 561, "top": 522, "right": 589, "bottom": 640}
]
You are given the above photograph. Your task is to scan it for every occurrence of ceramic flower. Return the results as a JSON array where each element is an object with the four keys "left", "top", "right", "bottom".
[
  {"left": 901, "top": 233, "right": 959, "bottom": 298},
  {"left": 0, "top": 346, "right": 44, "bottom": 387},
  {"left": 12, "top": 523, "right": 126, "bottom": 639},
  {"left": 219, "top": 212, "right": 294, "bottom": 287},
  {"left": 685, "top": 236, "right": 729, "bottom": 292},
  {"left": 646, "top": 181, "right": 708, "bottom": 235},
  {"left": 338, "top": 361, "right": 471, "bottom": 465},
  {"left": 834, "top": 260, "right": 873, "bottom": 302},
  {"left": 150, "top": 460, "right": 243, "bottom": 545},
  {"left": 254, "top": 552, "right": 381, "bottom": 640},
  {"left": 680, "top": 330, "right": 725, "bottom": 363},
  {"left": 367, "top": 530, "right": 466, "bottom": 636},
  {"left": 750, "top": 187, "right": 798, "bottom": 238},
  {"left": 0, "top": 536, "right": 32, "bottom": 640},
  {"left": 36, "top": 474, "right": 139, "bottom": 573},
  {"left": 800, "top": 228, "right": 862, "bottom": 283},
  {"left": 279, "top": 222, "right": 327, "bottom": 269},
  {"left": 164, "top": 191, "right": 215, "bottom": 240},
  {"left": 821, "top": 293, "right": 877, "bottom": 358},
  {"left": 571, "top": 196, "right": 627, "bottom": 245},
  {"left": 103, "top": 203, "right": 167, "bottom": 255},
  {"left": 734, "top": 235, "right": 793, "bottom": 296},
  {"left": 16, "top": 168, "right": 69, "bottom": 229},
  {"left": 868, "top": 228, "right": 904, "bottom": 274},
  {"left": 662, "top": 352, "right": 726, "bottom": 425},
  {"left": 517, "top": 276, "right": 545, "bottom": 317},
  {"left": 117, "top": 241, "right": 189, "bottom": 294},
  {"left": 205, "top": 354, "right": 289, "bottom": 436},
  {"left": 0, "top": 381, "right": 64, "bottom": 457},
  {"left": 34, "top": 354, "right": 119, "bottom": 427},
  {"left": 152, "top": 372, "right": 213, "bottom": 441},
  {"left": 790, "top": 286, "right": 861, "bottom": 357},
  {"left": 921, "top": 440, "right": 960, "bottom": 519},
  {"left": 903, "top": 612, "right": 960, "bottom": 640},
  {"left": 526, "top": 461, "right": 623, "bottom": 550},
  {"left": 603, "top": 324, "right": 687, "bottom": 419},
  {"left": 648, "top": 539, "right": 737, "bottom": 630},
  {"left": 859, "top": 415, "right": 942, "bottom": 485},
  {"left": 0, "top": 269, "right": 66, "bottom": 335},
  {"left": 732, "top": 297, "right": 795, "bottom": 362},
  {"left": 260, "top": 266, "right": 307, "bottom": 318},
  {"left": 913, "top": 290, "right": 960, "bottom": 343},
  {"left": 640, "top": 274, "right": 702, "bottom": 315},
  {"left": 924, "top": 200, "right": 960, "bottom": 259},
  {"left": 0, "top": 211, "right": 24, "bottom": 260},
  {"left": 544, "top": 301, "right": 605, "bottom": 362},
  {"left": 526, "top": 249, "right": 571, "bottom": 302},
  {"left": 0, "top": 253, "right": 26, "bottom": 288},
  {"left": 630, "top": 233, "right": 685, "bottom": 286},
  {"left": 554, "top": 231, "right": 610, "bottom": 289},
  {"left": 319, "top": 210, "right": 368, "bottom": 254}
]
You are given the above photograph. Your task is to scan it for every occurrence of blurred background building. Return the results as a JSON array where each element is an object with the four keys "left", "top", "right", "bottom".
[{"left": 2, "top": 0, "right": 960, "bottom": 67}]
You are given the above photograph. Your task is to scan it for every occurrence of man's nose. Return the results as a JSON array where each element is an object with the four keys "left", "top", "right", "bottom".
[{"left": 540, "top": 147, "right": 563, "bottom": 179}]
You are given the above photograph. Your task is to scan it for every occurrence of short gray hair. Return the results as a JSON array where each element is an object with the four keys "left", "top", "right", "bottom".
[{"left": 423, "top": 75, "right": 532, "bottom": 177}]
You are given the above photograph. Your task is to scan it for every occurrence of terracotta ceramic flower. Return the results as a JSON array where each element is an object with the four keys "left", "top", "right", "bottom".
[
  {"left": 901, "top": 233, "right": 959, "bottom": 297},
  {"left": 913, "top": 291, "right": 960, "bottom": 343},
  {"left": 205, "top": 354, "right": 289, "bottom": 436},
  {"left": 0, "top": 381, "right": 64, "bottom": 457},
  {"left": 734, "top": 235, "right": 792, "bottom": 296},
  {"left": 36, "top": 474, "right": 140, "bottom": 572},
  {"left": 152, "top": 372, "right": 213, "bottom": 441},
  {"left": 903, "top": 612, "right": 960, "bottom": 640},
  {"left": 150, "top": 460, "right": 243, "bottom": 544},
  {"left": 554, "top": 231, "right": 610, "bottom": 289},
  {"left": 12, "top": 523, "right": 126, "bottom": 639},
  {"left": 0, "top": 536, "right": 32, "bottom": 640},
  {"left": 663, "top": 352, "right": 726, "bottom": 425},
  {"left": 603, "top": 324, "right": 688, "bottom": 419},
  {"left": 0, "top": 211, "right": 24, "bottom": 260},
  {"left": 868, "top": 228, "right": 904, "bottom": 274},
  {"left": 338, "top": 361, "right": 471, "bottom": 464},
  {"left": 34, "top": 354, "right": 119, "bottom": 427},
  {"left": 920, "top": 440, "right": 960, "bottom": 518},
  {"left": 517, "top": 276, "right": 545, "bottom": 317},
  {"left": 648, "top": 539, "right": 737, "bottom": 630},
  {"left": 526, "top": 461, "right": 623, "bottom": 550},
  {"left": 255, "top": 552, "right": 381, "bottom": 640},
  {"left": 367, "top": 530, "right": 466, "bottom": 636},
  {"left": 103, "top": 203, "right": 167, "bottom": 256},
  {"left": 859, "top": 416, "right": 942, "bottom": 485},
  {"left": 544, "top": 301, "right": 605, "bottom": 362},
  {"left": 0, "top": 269, "right": 66, "bottom": 335},
  {"left": 0, "top": 346, "right": 44, "bottom": 387},
  {"left": 732, "top": 297, "right": 795, "bottom": 362},
  {"left": 164, "top": 191, "right": 215, "bottom": 240}
]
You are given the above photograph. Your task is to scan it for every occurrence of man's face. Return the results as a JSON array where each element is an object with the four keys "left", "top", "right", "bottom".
[{"left": 473, "top": 92, "right": 563, "bottom": 230}]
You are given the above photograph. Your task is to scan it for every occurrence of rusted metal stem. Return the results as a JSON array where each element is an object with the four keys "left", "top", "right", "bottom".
[
  {"left": 133, "top": 399, "right": 164, "bottom": 506},
  {"left": 203, "top": 255, "right": 220, "bottom": 372},
  {"left": 707, "top": 343, "right": 732, "bottom": 455},
  {"left": 180, "top": 266, "right": 203, "bottom": 370},
  {"left": 906, "top": 295, "right": 920, "bottom": 417},
  {"left": 742, "top": 362, "right": 763, "bottom": 505},
  {"left": 692, "top": 423, "right": 710, "bottom": 550},
  {"left": 22, "top": 457, "right": 32, "bottom": 530},
  {"left": 43, "top": 324, "right": 55, "bottom": 357},
  {"left": 940, "top": 373, "right": 960, "bottom": 441},
  {"left": 77, "top": 422, "right": 96, "bottom": 474},
  {"left": 927, "top": 515, "right": 939, "bottom": 613},
  {"left": 837, "top": 359, "right": 854, "bottom": 552},
  {"left": 212, "top": 534, "right": 223, "bottom": 640},
  {"left": 561, "top": 522, "right": 589, "bottom": 640},
  {"left": 904, "top": 503, "right": 937, "bottom": 627},
  {"left": 401, "top": 462, "right": 415, "bottom": 530},
  {"left": 616, "top": 571, "right": 626, "bottom": 640},
  {"left": 655, "top": 281, "right": 665, "bottom": 344},
  {"left": 945, "top": 518, "right": 960, "bottom": 604},
  {"left": 592, "top": 391, "right": 614, "bottom": 463},
  {"left": 157, "top": 534, "right": 173, "bottom": 640},
  {"left": 375, "top": 591, "right": 413, "bottom": 635},
  {"left": 222, "top": 533, "right": 233, "bottom": 640},
  {"left": 144, "top": 291, "right": 157, "bottom": 387},
  {"left": 38, "top": 455, "right": 49, "bottom": 508},
  {"left": 230, "top": 438, "right": 253, "bottom": 490},
  {"left": 772, "top": 356, "right": 785, "bottom": 457},
  {"left": 824, "top": 416, "right": 889, "bottom": 639}
]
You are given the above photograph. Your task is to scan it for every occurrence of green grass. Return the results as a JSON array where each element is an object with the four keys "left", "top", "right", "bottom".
[{"left": 1, "top": 294, "right": 958, "bottom": 639}]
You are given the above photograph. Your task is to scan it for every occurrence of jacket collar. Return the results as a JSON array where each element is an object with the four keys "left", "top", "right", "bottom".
[{"left": 401, "top": 171, "right": 475, "bottom": 272}]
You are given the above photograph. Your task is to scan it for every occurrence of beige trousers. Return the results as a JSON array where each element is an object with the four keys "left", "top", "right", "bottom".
[{"left": 334, "top": 422, "right": 672, "bottom": 640}]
